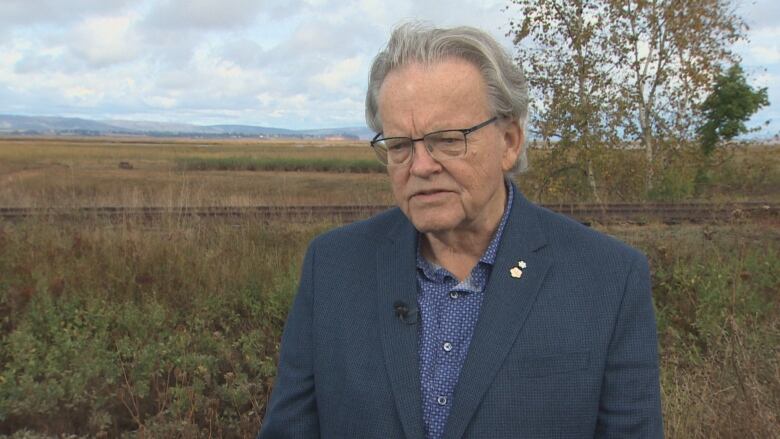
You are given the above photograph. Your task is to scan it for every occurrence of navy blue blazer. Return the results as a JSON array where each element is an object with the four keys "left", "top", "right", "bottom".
[{"left": 259, "top": 188, "right": 663, "bottom": 438}]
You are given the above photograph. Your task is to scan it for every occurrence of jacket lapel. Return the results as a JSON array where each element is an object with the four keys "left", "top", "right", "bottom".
[
  {"left": 443, "top": 190, "right": 552, "bottom": 439},
  {"left": 376, "top": 212, "right": 426, "bottom": 439}
]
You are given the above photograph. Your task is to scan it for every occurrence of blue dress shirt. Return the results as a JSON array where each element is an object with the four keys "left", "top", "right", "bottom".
[{"left": 416, "top": 183, "right": 514, "bottom": 439}]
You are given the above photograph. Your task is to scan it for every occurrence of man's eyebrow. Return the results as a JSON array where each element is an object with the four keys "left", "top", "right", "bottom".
[{"left": 384, "top": 124, "right": 462, "bottom": 137}]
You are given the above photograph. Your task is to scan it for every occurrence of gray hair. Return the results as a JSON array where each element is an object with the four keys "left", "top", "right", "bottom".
[{"left": 365, "top": 22, "right": 529, "bottom": 173}]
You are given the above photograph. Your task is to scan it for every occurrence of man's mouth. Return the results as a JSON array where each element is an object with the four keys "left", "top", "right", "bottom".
[{"left": 410, "top": 189, "right": 452, "bottom": 201}]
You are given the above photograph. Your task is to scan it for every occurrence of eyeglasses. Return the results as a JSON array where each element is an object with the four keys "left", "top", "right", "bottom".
[{"left": 370, "top": 116, "right": 498, "bottom": 166}]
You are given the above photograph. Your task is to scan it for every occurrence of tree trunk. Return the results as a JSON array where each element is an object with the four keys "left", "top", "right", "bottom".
[
  {"left": 638, "top": 105, "right": 654, "bottom": 193},
  {"left": 587, "top": 158, "right": 603, "bottom": 204},
  {"left": 644, "top": 129, "right": 654, "bottom": 193}
]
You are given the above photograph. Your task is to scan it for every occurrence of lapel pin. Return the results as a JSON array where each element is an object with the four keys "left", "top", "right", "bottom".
[{"left": 510, "top": 260, "right": 527, "bottom": 279}]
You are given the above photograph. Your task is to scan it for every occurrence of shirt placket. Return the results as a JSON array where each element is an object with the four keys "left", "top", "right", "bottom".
[{"left": 431, "top": 275, "right": 479, "bottom": 437}]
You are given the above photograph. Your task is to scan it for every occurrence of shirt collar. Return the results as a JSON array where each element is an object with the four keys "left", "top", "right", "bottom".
[{"left": 416, "top": 179, "right": 515, "bottom": 279}]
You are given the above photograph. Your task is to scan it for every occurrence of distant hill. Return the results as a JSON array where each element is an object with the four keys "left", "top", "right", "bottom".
[
  {"left": 0, "top": 114, "right": 118, "bottom": 133},
  {"left": 0, "top": 114, "right": 375, "bottom": 140}
]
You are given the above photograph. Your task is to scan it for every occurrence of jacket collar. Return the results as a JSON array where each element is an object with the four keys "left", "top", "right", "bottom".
[
  {"left": 442, "top": 184, "right": 552, "bottom": 439},
  {"left": 376, "top": 211, "right": 424, "bottom": 438},
  {"left": 376, "top": 182, "right": 551, "bottom": 439}
]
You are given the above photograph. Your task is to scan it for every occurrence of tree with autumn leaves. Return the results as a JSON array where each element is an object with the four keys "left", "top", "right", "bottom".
[{"left": 507, "top": 0, "right": 766, "bottom": 200}]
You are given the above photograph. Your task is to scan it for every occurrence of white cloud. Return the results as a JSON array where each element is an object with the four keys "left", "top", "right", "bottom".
[
  {"left": 313, "top": 57, "right": 363, "bottom": 92},
  {"left": 143, "top": 0, "right": 296, "bottom": 30},
  {"left": 218, "top": 38, "right": 269, "bottom": 68},
  {"left": 13, "top": 52, "right": 64, "bottom": 74},
  {"left": 62, "top": 85, "right": 104, "bottom": 103},
  {"left": 0, "top": 43, "right": 25, "bottom": 77},
  {"left": 751, "top": 25, "right": 780, "bottom": 39},
  {"left": 68, "top": 14, "right": 142, "bottom": 67},
  {"left": 753, "top": 71, "right": 778, "bottom": 88},
  {"left": 0, "top": 0, "right": 137, "bottom": 28},
  {"left": 357, "top": 0, "right": 400, "bottom": 25},
  {"left": 144, "top": 96, "right": 178, "bottom": 109},
  {"left": 741, "top": 25, "right": 780, "bottom": 65},
  {"left": 738, "top": 0, "right": 780, "bottom": 30},
  {"left": 405, "top": 0, "right": 514, "bottom": 47},
  {"left": 750, "top": 45, "right": 780, "bottom": 63}
]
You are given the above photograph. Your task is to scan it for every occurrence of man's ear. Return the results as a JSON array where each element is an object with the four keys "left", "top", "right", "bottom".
[{"left": 501, "top": 118, "right": 524, "bottom": 172}]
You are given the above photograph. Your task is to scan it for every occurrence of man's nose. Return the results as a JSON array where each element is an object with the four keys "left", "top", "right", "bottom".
[{"left": 409, "top": 140, "right": 441, "bottom": 177}]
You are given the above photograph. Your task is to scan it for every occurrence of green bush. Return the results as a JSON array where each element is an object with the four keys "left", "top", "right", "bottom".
[
  {"left": 634, "top": 225, "right": 779, "bottom": 437},
  {"left": 0, "top": 219, "right": 322, "bottom": 437},
  {"left": 647, "top": 167, "right": 696, "bottom": 201}
]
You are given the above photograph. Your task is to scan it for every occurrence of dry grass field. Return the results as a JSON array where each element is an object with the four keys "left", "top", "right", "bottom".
[
  {"left": 2, "top": 136, "right": 778, "bottom": 208},
  {"left": 0, "top": 136, "right": 393, "bottom": 207}
]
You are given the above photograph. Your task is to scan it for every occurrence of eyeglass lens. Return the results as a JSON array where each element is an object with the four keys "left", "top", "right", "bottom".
[{"left": 379, "top": 130, "right": 466, "bottom": 165}]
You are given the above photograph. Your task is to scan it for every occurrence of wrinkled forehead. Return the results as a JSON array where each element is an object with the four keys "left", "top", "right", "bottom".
[{"left": 377, "top": 58, "right": 492, "bottom": 129}]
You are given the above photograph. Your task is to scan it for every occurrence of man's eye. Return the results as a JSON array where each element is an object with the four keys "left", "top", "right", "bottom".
[
  {"left": 429, "top": 132, "right": 462, "bottom": 142},
  {"left": 388, "top": 141, "right": 411, "bottom": 151}
]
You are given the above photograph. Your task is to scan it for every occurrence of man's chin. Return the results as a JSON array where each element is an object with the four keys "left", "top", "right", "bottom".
[{"left": 407, "top": 213, "right": 460, "bottom": 234}]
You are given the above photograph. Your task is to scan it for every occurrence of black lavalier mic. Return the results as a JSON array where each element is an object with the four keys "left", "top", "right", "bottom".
[{"left": 393, "top": 301, "right": 418, "bottom": 325}]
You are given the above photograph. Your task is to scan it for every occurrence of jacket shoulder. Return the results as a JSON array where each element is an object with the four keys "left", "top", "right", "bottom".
[
  {"left": 529, "top": 203, "right": 645, "bottom": 264},
  {"left": 309, "top": 207, "right": 406, "bottom": 250}
]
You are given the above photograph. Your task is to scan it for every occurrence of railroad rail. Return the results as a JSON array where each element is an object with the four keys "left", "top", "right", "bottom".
[{"left": 0, "top": 202, "right": 776, "bottom": 225}]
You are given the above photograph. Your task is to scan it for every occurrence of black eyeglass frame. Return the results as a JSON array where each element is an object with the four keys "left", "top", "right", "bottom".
[{"left": 370, "top": 116, "right": 499, "bottom": 166}]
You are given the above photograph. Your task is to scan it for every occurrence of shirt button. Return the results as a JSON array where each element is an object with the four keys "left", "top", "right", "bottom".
[
  {"left": 437, "top": 395, "right": 447, "bottom": 406},
  {"left": 449, "top": 291, "right": 459, "bottom": 299},
  {"left": 443, "top": 342, "right": 453, "bottom": 352}
]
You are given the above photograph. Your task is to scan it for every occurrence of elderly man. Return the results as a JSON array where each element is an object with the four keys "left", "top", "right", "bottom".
[{"left": 259, "top": 23, "right": 663, "bottom": 439}]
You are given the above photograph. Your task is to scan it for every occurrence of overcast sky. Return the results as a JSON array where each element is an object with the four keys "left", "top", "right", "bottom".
[{"left": 1, "top": 0, "right": 777, "bottom": 136}]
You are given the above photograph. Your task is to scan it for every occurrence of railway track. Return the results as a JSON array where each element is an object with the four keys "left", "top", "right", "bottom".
[{"left": 0, "top": 202, "right": 776, "bottom": 225}]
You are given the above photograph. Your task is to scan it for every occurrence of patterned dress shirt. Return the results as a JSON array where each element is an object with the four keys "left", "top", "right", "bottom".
[{"left": 416, "top": 182, "right": 514, "bottom": 439}]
